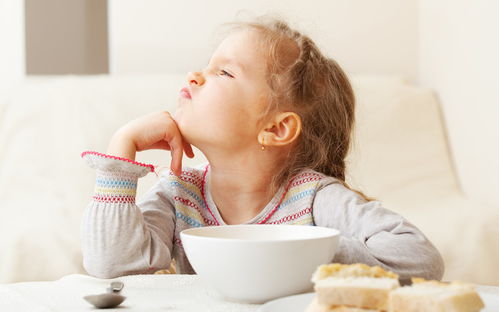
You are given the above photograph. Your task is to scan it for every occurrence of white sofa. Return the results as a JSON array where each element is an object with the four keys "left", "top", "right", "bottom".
[{"left": 0, "top": 74, "right": 497, "bottom": 285}]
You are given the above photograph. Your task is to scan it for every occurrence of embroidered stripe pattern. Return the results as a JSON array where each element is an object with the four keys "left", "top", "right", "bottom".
[
  {"left": 269, "top": 207, "right": 313, "bottom": 225},
  {"left": 170, "top": 171, "right": 203, "bottom": 186},
  {"left": 279, "top": 189, "right": 315, "bottom": 208},
  {"left": 176, "top": 211, "right": 203, "bottom": 227},
  {"left": 169, "top": 181, "right": 205, "bottom": 209},
  {"left": 291, "top": 175, "right": 323, "bottom": 187},
  {"left": 173, "top": 196, "right": 217, "bottom": 226},
  {"left": 293, "top": 216, "right": 314, "bottom": 225},
  {"left": 93, "top": 172, "right": 138, "bottom": 203},
  {"left": 175, "top": 201, "right": 206, "bottom": 226},
  {"left": 260, "top": 171, "right": 325, "bottom": 224},
  {"left": 93, "top": 195, "right": 136, "bottom": 203}
]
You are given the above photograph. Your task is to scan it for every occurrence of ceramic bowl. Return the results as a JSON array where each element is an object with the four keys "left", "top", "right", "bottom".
[{"left": 180, "top": 224, "right": 340, "bottom": 303}]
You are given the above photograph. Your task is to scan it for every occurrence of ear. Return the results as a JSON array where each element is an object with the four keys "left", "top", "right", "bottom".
[{"left": 258, "top": 112, "right": 302, "bottom": 147}]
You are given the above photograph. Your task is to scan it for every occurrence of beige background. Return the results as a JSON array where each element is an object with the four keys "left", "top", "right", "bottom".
[
  {"left": 108, "top": 0, "right": 419, "bottom": 81},
  {"left": 418, "top": 0, "right": 499, "bottom": 205},
  {"left": 24, "top": 0, "right": 108, "bottom": 75},
  {"left": 108, "top": 0, "right": 499, "bottom": 206},
  {"left": 0, "top": 0, "right": 498, "bottom": 206},
  {"left": 0, "top": 0, "right": 24, "bottom": 101}
]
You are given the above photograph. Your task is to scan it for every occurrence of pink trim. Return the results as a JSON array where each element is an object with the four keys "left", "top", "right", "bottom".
[
  {"left": 200, "top": 165, "right": 221, "bottom": 226},
  {"left": 295, "top": 172, "right": 323, "bottom": 179},
  {"left": 269, "top": 207, "right": 312, "bottom": 225},
  {"left": 258, "top": 177, "right": 295, "bottom": 224},
  {"left": 171, "top": 174, "right": 203, "bottom": 188},
  {"left": 291, "top": 176, "right": 323, "bottom": 187},
  {"left": 81, "top": 151, "right": 155, "bottom": 172},
  {"left": 174, "top": 237, "right": 183, "bottom": 248},
  {"left": 93, "top": 195, "right": 136, "bottom": 203},
  {"left": 169, "top": 170, "right": 203, "bottom": 184}
]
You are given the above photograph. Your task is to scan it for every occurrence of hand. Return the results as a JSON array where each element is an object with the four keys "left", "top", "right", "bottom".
[{"left": 107, "top": 111, "right": 194, "bottom": 176}]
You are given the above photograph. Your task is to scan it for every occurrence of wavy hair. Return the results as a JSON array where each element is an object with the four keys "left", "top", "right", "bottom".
[{"left": 223, "top": 16, "right": 375, "bottom": 202}]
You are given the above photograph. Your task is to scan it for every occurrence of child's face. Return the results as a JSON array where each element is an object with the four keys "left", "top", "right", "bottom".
[{"left": 174, "top": 30, "right": 271, "bottom": 154}]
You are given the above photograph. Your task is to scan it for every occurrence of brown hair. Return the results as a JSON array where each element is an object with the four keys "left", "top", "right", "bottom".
[{"left": 223, "top": 16, "right": 376, "bottom": 202}]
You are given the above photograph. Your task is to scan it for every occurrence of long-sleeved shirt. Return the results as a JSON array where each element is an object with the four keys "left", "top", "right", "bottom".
[{"left": 81, "top": 151, "right": 445, "bottom": 281}]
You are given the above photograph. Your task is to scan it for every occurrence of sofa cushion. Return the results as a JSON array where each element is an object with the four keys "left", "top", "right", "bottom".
[
  {"left": 346, "top": 75, "right": 460, "bottom": 203},
  {"left": 0, "top": 74, "right": 497, "bottom": 285}
]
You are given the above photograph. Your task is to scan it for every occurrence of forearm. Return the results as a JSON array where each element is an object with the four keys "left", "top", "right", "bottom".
[
  {"left": 81, "top": 202, "right": 164, "bottom": 278},
  {"left": 313, "top": 182, "right": 445, "bottom": 281},
  {"left": 332, "top": 228, "right": 445, "bottom": 281},
  {"left": 106, "top": 129, "right": 137, "bottom": 160},
  {"left": 81, "top": 152, "right": 173, "bottom": 278}
]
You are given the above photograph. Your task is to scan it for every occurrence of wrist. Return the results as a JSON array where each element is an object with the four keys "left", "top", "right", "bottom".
[{"left": 107, "top": 130, "right": 137, "bottom": 160}]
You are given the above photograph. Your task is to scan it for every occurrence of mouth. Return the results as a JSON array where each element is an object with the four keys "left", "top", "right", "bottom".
[{"left": 179, "top": 87, "right": 192, "bottom": 99}]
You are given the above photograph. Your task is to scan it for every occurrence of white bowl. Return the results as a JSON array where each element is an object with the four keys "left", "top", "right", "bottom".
[{"left": 180, "top": 224, "right": 340, "bottom": 303}]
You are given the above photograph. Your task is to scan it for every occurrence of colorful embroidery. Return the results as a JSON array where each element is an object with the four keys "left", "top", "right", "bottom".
[
  {"left": 269, "top": 207, "right": 313, "bottom": 225},
  {"left": 93, "top": 171, "right": 139, "bottom": 203}
]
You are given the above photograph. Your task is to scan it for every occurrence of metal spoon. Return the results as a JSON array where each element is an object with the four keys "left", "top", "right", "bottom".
[{"left": 84, "top": 281, "right": 126, "bottom": 309}]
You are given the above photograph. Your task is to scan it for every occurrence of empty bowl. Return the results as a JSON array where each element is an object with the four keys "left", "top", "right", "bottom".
[{"left": 180, "top": 224, "right": 340, "bottom": 303}]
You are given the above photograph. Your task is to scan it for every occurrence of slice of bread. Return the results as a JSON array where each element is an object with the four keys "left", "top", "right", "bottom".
[
  {"left": 388, "top": 278, "right": 485, "bottom": 312},
  {"left": 306, "top": 296, "right": 380, "bottom": 312},
  {"left": 311, "top": 263, "right": 400, "bottom": 311}
]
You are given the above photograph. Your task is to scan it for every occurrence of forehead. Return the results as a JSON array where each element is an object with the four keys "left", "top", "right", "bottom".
[{"left": 210, "top": 30, "right": 266, "bottom": 74}]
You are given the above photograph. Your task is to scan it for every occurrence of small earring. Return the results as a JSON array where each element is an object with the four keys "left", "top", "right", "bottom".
[{"left": 261, "top": 137, "right": 265, "bottom": 151}]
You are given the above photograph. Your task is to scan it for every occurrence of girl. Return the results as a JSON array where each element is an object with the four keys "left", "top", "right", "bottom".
[{"left": 81, "top": 17, "right": 444, "bottom": 281}]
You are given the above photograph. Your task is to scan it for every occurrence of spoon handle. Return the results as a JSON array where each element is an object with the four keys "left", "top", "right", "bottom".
[{"left": 107, "top": 281, "right": 124, "bottom": 293}]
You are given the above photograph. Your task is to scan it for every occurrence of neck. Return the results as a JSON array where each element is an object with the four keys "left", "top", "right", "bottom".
[{"left": 202, "top": 145, "right": 285, "bottom": 225}]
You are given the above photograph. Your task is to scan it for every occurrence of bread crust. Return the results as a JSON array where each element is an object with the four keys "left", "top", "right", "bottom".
[
  {"left": 315, "top": 285, "right": 390, "bottom": 310},
  {"left": 388, "top": 279, "right": 485, "bottom": 312},
  {"left": 309, "top": 264, "right": 485, "bottom": 312},
  {"left": 306, "top": 296, "right": 381, "bottom": 312}
]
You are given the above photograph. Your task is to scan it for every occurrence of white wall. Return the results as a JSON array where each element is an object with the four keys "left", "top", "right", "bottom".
[
  {"left": 419, "top": 0, "right": 499, "bottom": 205},
  {"left": 0, "top": 0, "right": 24, "bottom": 101},
  {"left": 109, "top": 0, "right": 419, "bottom": 82}
]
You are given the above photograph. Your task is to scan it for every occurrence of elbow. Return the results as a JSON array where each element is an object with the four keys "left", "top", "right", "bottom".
[
  {"left": 83, "top": 256, "right": 125, "bottom": 279},
  {"left": 410, "top": 243, "right": 446, "bottom": 281},
  {"left": 82, "top": 250, "right": 165, "bottom": 278},
  {"left": 427, "top": 247, "right": 445, "bottom": 281}
]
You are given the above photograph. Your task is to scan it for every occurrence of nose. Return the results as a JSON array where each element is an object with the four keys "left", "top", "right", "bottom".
[{"left": 187, "top": 71, "right": 205, "bottom": 86}]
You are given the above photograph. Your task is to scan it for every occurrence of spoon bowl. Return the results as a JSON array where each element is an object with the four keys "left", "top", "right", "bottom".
[
  {"left": 84, "top": 293, "right": 126, "bottom": 309},
  {"left": 84, "top": 281, "right": 126, "bottom": 309}
]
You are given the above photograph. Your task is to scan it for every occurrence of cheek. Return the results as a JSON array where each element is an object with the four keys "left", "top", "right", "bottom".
[
  {"left": 195, "top": 85, "right": 243, "bottom": 119},
  {"left": 187, "top": 82, "right": 264, "bottom": 140}
]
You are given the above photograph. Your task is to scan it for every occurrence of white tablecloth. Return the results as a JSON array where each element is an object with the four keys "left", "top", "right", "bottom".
[
  {"left": 0, "top": 274, "right": 262, "bottom": 312},
  {"left": 2, "top": 274, "right": 499, "bottom": 312}
]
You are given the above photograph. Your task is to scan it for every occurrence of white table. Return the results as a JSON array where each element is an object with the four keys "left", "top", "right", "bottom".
[
  {"left": 1, "top": 274, "right": 498, "bottom": 312},
  {"left": 0, "top": 274, "right": 262, "bottom": 312}
]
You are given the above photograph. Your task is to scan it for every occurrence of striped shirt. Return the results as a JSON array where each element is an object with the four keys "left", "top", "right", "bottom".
[{"left": 81, "top": 151, "right": 444, "bottom": 280}]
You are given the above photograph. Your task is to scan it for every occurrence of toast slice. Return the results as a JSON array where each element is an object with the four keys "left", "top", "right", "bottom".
[
  {"left": 388, "top": 278, "right": 485, "bottom": 312},
  {"left": 311, "top": 263, "right": 400, "bottom": 311},
  {"left": 306, "top": 296, "right": 380, "bottom": 312}
]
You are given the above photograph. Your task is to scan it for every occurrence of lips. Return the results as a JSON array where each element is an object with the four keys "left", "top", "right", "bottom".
[{"left": 180, "top": 87, "right": 191, "bottom": 99}]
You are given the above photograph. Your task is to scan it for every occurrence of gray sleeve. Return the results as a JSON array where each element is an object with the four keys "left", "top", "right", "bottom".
[
  {"left": 80, "top": 153, "right": 176, "bottom": 278},
  {"left": 313, "top": 182, "right": 445, "bottom": 281}
]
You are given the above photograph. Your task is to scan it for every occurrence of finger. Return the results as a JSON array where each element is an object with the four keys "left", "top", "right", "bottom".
[
  {"left": 146, "top": 141, "right": 172, "bottom": 151},
  {"left": 182, "top": 140, "right": 195, "bottom": 158},
  {"left": 167, "top": 133, "right": 184, "bottom": 177},
  {"left": 170, "top": 145, "right": 183, "bottom": 176}
]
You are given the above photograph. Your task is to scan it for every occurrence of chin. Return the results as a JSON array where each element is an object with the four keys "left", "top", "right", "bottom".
[{"left": 175, "top": 118, "right": 197, "bottom": 146}]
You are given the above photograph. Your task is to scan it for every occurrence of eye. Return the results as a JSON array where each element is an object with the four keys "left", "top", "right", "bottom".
[{"left": 219, "top": 69, "right": 234, "bottom": 78}]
